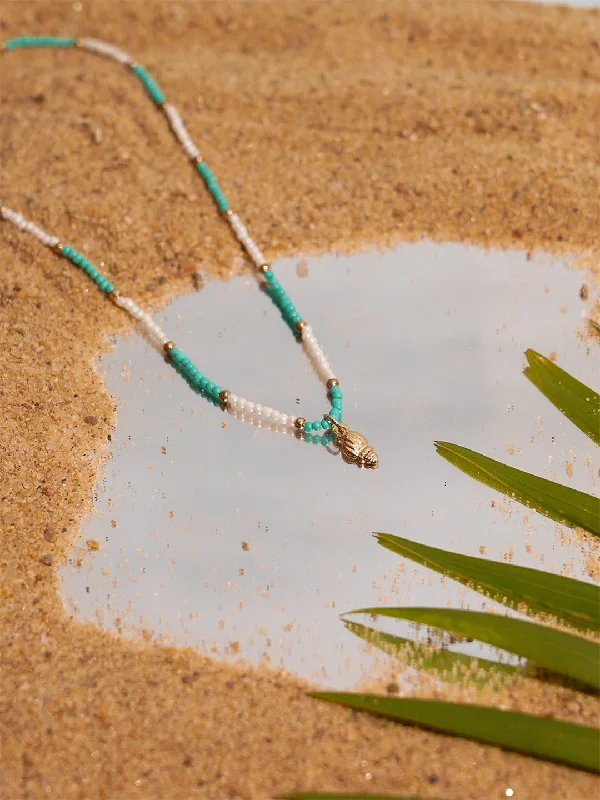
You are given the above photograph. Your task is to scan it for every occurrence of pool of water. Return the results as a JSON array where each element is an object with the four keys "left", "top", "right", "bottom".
[{"left": 59, "top": 241, "right": 598, "bottom": 688}]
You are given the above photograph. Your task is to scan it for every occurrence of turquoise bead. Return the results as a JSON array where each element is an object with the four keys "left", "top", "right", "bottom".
[
  {"left": 304, "top": 421, "right": 313, "bottom": 432},
  {"left": 131, "top": 64, "right": 165, "bottom": 105},
  {"left": 5, "top": 36, "right": 76, "bottom": 49},
  {"left": 166, "top": 346, "right": 223, "bottom": 404},
  {"left": 263, "top": 272, "right": 302, "bottom": 336},
  {"left": 213, "top": 192, "right": 228, "bottom": 213},
  {"left": 322, "top": 419, "right": 332, "bottom": 430},
  {"left": 61, "top": 244, "right": 114, "bottom": 293},
  {"left": 195, "top": 161, "right": 229, "bottom": 212}
]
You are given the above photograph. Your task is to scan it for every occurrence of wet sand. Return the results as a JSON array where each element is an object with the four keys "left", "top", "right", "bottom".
[{"left": 1, "top": 2, "right": 599, "bottom": 798}]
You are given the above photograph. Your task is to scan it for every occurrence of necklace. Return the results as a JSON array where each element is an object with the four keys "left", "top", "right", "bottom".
[{"left": 1, "top": 35, "right": 378, "bottom": 469}]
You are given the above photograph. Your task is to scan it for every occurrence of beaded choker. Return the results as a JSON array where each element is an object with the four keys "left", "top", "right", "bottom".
[{"left": 1, "top": 35, "right": 378, "bottom": 469}]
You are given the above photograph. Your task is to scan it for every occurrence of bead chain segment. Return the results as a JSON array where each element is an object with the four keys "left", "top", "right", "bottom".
[{"left": 1, "top": 35, "right": 344, "bottom": 435}]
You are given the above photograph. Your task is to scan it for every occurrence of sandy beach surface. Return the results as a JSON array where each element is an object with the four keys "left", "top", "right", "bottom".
[{"left": 1, "top": 1, "right": 599, "bottom": 798}]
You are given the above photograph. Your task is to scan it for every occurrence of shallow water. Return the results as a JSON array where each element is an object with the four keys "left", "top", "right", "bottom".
[{"left": 60, "top": 242, "right": 597, "bottom": 688}]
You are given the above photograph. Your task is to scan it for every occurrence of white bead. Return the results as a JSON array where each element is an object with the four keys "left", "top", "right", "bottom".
[
  {"left": 113, "top": 296, "right": 169, "bottom": 346},
  {"left": 227, "top": 212, "right": 265, "bottom": 266},
  {"left": 79, "top": 37, "right": 133, "bottom": 65},
  {"left": 1, "top": 205, "right": 61, "bottom": 249},
  {"left": 226, "top": 400, "right": 296, "bottom": 433},
  {"left": 254, "top": 403, "right": 262, "bottom": 416},
  {"left": 163, "top": 104, "right": 200, "bottom": 161},
  {"left": 301, "top": 325, "right": 336, "bottom": 385}
]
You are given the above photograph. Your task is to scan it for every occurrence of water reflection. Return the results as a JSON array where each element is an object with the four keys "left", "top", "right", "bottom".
[{"left": 60, "top": 242, "right": 597, "bottom": 688}]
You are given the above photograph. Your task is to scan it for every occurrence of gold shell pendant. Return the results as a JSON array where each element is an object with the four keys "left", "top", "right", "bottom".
[{"left": 323, "top": 416, "right": 379, "bottom": 469}]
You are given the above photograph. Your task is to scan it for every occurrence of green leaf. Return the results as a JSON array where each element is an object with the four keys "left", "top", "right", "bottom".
[
  {"left": 345, "top": 608, "right": 600, "bottom": 691},
  {"left": 435, "top": 442, "right": 600, "bottom": 537},
  {"left": 344, "top": 620, "right": 520, "bottom": 681},
  {"left": 277, "top": 795, "right": 430, "bottom": 800},
  {"left": 309, "top": 694, "right": 600, "bottom": 774},
  {"left": 524, "top": 350, "right": 600, "bottom": 446},
  {"left": 374, "top": 532, "right": 600, "bottom": 633}
]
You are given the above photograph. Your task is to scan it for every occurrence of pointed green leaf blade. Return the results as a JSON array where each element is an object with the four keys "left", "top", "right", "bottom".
[
  {"left": 346, "top": 608, "right": 600, "bottom": 691},
  {"left": 374, "top": 532, "right": 600, "bottom": 633},
  {"left": 309, "top": 694, "right": 600, "bottom": 774},
  {"left": 344, "top": 620, "right": 520, "bottom": 681},
  {"left": 524, "top": 350, "right": 600, "bottom": 445},
  {"left": 435, "top": 442, "right": 600, "bottom": 537}
]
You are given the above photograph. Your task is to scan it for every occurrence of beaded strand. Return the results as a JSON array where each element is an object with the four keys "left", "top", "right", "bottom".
[{"left": 1, "top": 35, "right": 345, "bottom": 437}]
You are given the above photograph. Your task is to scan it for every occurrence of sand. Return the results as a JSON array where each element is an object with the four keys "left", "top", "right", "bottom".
[{"left": 1, "top": 1, "right": 599, "bottom": 798}]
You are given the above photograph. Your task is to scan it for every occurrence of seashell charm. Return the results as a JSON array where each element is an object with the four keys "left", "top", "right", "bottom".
[{"left": 324, "top": 416, "right": 379, "bottom": 469}]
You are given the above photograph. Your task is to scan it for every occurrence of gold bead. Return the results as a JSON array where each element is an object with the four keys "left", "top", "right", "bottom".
[
  {"left": 294, "top": 417, "right": 306, "bottom": 430},
  {"left": 295, "top": 320, "right": 307, "bottom": 337},
  {"left": 195, "top": 155, "right": 203, "bottom": 164},
  {"left": 259, "top": 264, "right": 270, "bottom": 274},
  {"left": 327, "top": 378, "right": 339, "bottom": 389},
  {"left": 163, "top": 341, "right": 176, "bottom": 354},
  {"left": 75, "top": 38, "right": 83, "bottom": 48},
  {"left": 107, "top": 289, "right": 120, "bottom": 305},
  {"left": 129, "top": 61, "right": 138, "bottom": 69},
  {"left": 53, "top": 242, "right": 64, "bottom": 254},
  {"left": 222, "top": 208, "right": 233, "bottom": 217},
  {"left": 219, "top": 389, "right": 231, "bottom": 404}
]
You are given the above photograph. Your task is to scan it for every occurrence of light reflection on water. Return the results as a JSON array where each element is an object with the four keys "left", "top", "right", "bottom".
[{"left": 60, "top": 242, "right": 597, "bottom": 688}]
